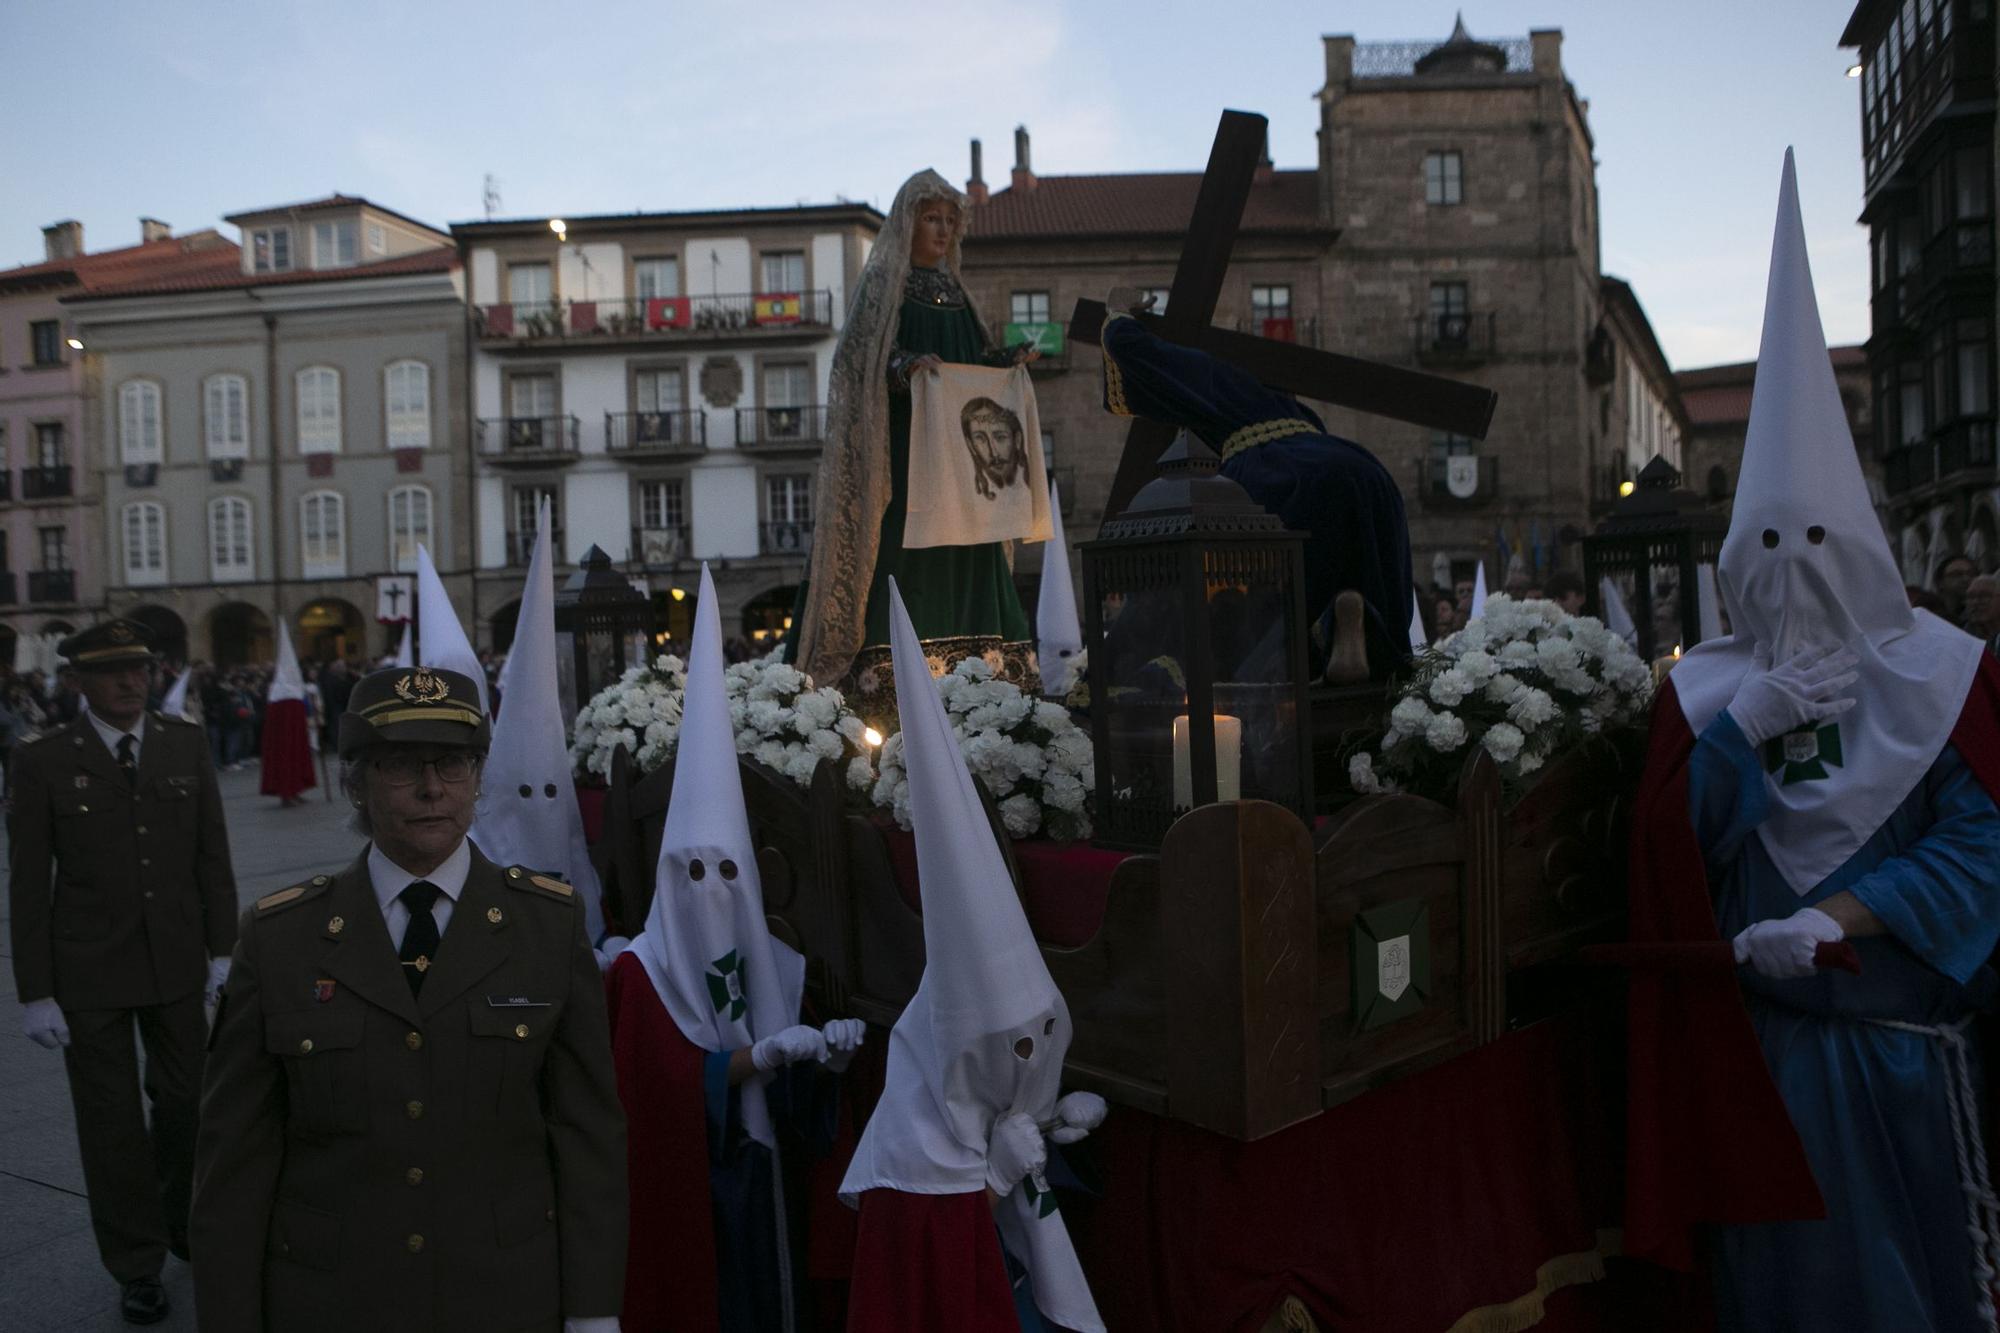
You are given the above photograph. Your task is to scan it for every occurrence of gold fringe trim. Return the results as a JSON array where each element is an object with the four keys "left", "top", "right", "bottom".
[
  {"left": 1221, "top": 417, "right": 1319, "bottom": 462},
  {"left": 1257, "top": 1231, "right": 1622, "bottom": 1333},
  {"left": 1102, "top": 313, "right": 1134, "bottom": 417}
]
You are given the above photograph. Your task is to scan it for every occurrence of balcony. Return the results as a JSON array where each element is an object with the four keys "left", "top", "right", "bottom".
[
  {"left": 474, "top": 291, "right": 835, "bottom": 348},
  {"left": 630, "top": 525, "right": 692, "bottom": 567},
  {"left": 476, "top": 416, "right": 579, "bottom": 468},
  {"left": 504, "top": 529, "right": 563, "bottom": 567},
  {"left": 21, "top": 465, "right": 72, "bottom": 500},
  {"left": 28, "top": 569, "right": 75, "bottom": 603},
  {"left": 1414, "top": 311, "right": 1495, "bottom": 365},
  {"left": 1418, "top": 456, "right": 1499, "bottom": 508},
  {"left": 0, "top": 572, "right": 17, "bottom": 605},
  {"left": 734, "top": 405, "right": 826, "bottom": 452},
  {"left": 605, "top": 410, "right": 707, "bottom": 459},
  {"left": 760, "top": 520, "right": 814, "bottom": 557}
]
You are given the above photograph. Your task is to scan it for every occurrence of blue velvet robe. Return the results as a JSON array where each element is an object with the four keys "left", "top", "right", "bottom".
[{"left": 1693, "top": 710, "right": 2000, "bottom": 1332}]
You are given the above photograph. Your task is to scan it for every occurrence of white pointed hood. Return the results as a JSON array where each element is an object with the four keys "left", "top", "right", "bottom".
[
  {"left": 1673, "top": 149, "right": 1982, "bottom": 893},
  {"left": 1696, "top": 563, "right": 1725, "bottom": 643},
  {"left": 1470, "top": 561, "right": 1489, "bottom": 619},
  {"left": 1599, "top": 576, "right": 1638, "bottom": 645},
  {"left": 839, "top": 578, "right": 1103, "bottom": 1333},
  {"left": 394, "top": 622, "right": 414, "bottom": 669},
  {"left": 628, "top": 564, "right": 804, "bottom": 1146},
  {"left": 268, "top": 621, "right": 305, "bottom": 704},
  {"left": 1037, "top": 480, "right": 1083, "bottom": 696},
  {"left": 417, "top": 544, "right": 488, "bottom": 716},
  {"left": 1409, "top": 598, "right": 1428, "bottom": 651},
  {"left": 162, "top": 667, "right": 192, "bottom": 720},
  {"left": 471, "top": 500, "right": 607, "bottom": 940}
]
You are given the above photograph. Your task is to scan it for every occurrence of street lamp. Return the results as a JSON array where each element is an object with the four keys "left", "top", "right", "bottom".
[{"left": 549, "top": 217, "right": 567, "bottom": 242}]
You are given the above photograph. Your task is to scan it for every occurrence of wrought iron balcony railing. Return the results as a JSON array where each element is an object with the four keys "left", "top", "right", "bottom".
[
  {"left": 474, "top": 291, "right": 834, "bottom": 344},
  {"left": 605, "top": 410, "right": 707, "bottom": 457},
  {"left": 1414, "top": 311, "right": 1495, "bottom": 364},
  {"left": 760, "top": 521, "right": 814, "bottom": 557},
  {"left": 28, "top": 569, "right": 74, "bottom": 603},
  {"left": 504, "top": 529, "right": 564, "bottom": 567},
  {"left": 630, "top": 525, "right": 692, "bottom": 566},
  {"left": 22, "top": 465, "right": 72, "bottom": 499},
  {"left": 734, "top": 405, "right": 826, "bottom": 451},
  {"left": 476, "top": 416, "right": 580, "bottom": 462}
]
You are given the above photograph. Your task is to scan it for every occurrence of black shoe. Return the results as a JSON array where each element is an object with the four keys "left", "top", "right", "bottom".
[
  {"left": 120, "top": 1276, "right": 169, "bottom": 1325},
  {"left": 168, "top": 1227, "right": 191, "bottom": 1262}
]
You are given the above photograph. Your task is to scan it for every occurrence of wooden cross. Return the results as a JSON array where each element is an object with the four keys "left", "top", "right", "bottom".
[{"left": 1070, "top": 109, "right": 1500, "bottom": 524}]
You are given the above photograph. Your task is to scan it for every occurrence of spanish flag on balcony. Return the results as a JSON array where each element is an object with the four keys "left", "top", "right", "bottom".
[{"left": 753, "top": 292, "right": 802, "bottom": 325}]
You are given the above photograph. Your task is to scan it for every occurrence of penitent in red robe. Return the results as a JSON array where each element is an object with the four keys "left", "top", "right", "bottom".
[
  {"left": 1622, "top": 652, "right": 2000, "bottom": 1270},
  {"left": 846, "top": 1188, "right": 1021, "bottom": 1333},
  {"left": 258, "top": 696, "right": 315, "bottom": 800}
]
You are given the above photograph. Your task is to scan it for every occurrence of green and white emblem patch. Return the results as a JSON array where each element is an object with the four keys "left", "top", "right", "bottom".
[
  {"left": 1764, "top": 722, "right": 1844, "bottom": 786},
  {"left": 1021, "top": 1173, "right": 1060, "bottom": 1219},
  {"left": 705, "top": 950, "right": 746, "bottom": 1020}
]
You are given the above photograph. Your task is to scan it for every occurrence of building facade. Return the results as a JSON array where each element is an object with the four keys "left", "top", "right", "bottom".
[
  {"left": 1678, "top": 346, "right": 1875, "bottom": 524},
  {"left": 0, "top": 220, "right": 234, "bottom": 660},
  {"left": 64, "top": 195, "right": 470, "bottom": 667},
  {"left": 962, "top": 22, "right": 1678, "bottom": 612},
  {"left": 452, "top": 204, "right": 881, "bottom": 651},
  {"left": 1842, "top": 0, "right": 1998, "bottom": 582}
]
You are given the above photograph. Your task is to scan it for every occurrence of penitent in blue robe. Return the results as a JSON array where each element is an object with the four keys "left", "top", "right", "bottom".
[{"left": 1692, "top": 710, "right": 2000, "bottom": 1332}]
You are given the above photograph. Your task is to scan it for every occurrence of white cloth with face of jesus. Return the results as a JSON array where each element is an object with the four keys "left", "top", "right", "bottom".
[{"left": 905, "top": 363, "right": 1051, "bottom": 550}]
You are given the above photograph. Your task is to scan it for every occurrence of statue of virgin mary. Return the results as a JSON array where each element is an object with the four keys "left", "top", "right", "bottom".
[{"left": 790, "top": 169, "right": 1038, "bottom": 713}]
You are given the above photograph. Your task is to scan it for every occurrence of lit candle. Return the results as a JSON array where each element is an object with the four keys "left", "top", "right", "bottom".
[{"left": 1171, "top": 713, "right": 1242, "bottom": 810}]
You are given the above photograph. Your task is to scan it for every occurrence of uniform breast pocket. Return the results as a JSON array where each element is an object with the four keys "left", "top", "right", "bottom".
[
  {"left": 466, "top": 1001, "right": 561, "bottom": 1117},
  {"left": 148, "top": 776, "right": 199, "bottom": 832},
  {"left": 265, "top": 1010, "right": 368, "bottom": 1136}
]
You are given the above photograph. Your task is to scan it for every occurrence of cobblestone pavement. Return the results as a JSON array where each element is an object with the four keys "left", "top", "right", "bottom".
[{"left": 0, "top": 758, "right": 357, "bottom": 1331}]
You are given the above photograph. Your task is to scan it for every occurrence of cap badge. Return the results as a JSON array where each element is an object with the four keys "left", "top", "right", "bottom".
[
  {"left": 327, "top": 915, "right": 345, "bottom": 935},
  {"left": 394, "top": 669, "right": 452, "bottom": 706},
  {"left": 486, "top": 907, "right": 503, "bottom": 924},
  {"left": 108, "top": 623, "right": 136, "bottom": 644}
]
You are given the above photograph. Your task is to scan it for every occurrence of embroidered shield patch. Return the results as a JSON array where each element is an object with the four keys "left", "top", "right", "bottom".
[
  {"left": 1377, "top": 935, "right": 1412, "bottom": 1003},
  {"left": 313, "top": 979, "right": 336, "bottom": 1003},
  {"left": 705, "top": 950, "right": 746, "bottom": 1020},
  {"left": 1021, "top": 1173, "right": 1060, "bottom": 1219},
  {"left": 1764, "top": 721, "right": 1844, "bottom": 785}
]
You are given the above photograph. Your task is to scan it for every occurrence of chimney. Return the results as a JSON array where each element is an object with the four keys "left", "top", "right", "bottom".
[
  {"left": 967, "top": 138, "right": 989, "bottom": 205},
  {"left": 140, "top": 217, "right": 172, "bottom": 244},
  {"left": 1011, "top": 125, "right": 1036, "bottom": 192},
  {"left": 42, "top": 220, "right": 83, "bottom": 261}
]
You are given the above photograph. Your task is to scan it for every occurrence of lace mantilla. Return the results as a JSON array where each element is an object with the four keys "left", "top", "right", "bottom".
[{"left": 904, "top": 266, "right": 967, "bottom": 310}]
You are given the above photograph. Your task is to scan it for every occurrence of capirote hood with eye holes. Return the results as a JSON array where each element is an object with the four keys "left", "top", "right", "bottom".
[
  {"left": 1672, "top": 149, "right": 1983, "bottom": 894},
  {"left": 628, "top": 563, "right": 803, "bottom": 1148}
]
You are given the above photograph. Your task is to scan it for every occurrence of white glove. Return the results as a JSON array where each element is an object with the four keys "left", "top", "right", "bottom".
[
  {"left": 1725, "top": 645, "right": 1860, "bottom": 747},
  {"left": 205, "top": 957, "right": 231, "bottom": 1005},
  {"left": 21, "top": 998, "right": 69, "bottom": 1050},
  {"left": 563, "top": 1318, "right": 621, "bottom": 1333},
  {"left": 820, "top": 1019, "right": 866, "bottom": 1073},
  {"left": 985, "top": 1111, "right": 1047, "bottom": 1197},
  {"left": 751, "top": 1024, "right": 827, "bottom": 1073},
  {"left": 1048, "top": 1091, "right": 1108, "bottom": 1146},
  {"left": 1733, "top": 907, "right": 1844, "bottom": 980},
  {"left": 592, "top": 936, "right": 632, "bottom": 973}
]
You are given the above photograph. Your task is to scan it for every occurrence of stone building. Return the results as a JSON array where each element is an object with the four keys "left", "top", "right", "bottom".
[
  {"left": 1677, "top": 346, "right": 1875, "bottom": 523},
  {"left": 962, "top": 20, "right": 1681, "bottom": 614},
  {"left": 64, "top": 195, "right": 470, "bottom": 667},
  {"left": 0, "top": 220, "right": 233, "bottom": 660},
  {"left": 451, "top": 204, "right": 881, "bottom": 651},
  {"left": 1840, "top": 0, "right": 1998, "bottom": 582}
]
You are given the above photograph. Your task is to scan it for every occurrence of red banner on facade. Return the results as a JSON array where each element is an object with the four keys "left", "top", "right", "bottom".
[{"left": 646, "top": 297, "right": 690, "bottom": 330}]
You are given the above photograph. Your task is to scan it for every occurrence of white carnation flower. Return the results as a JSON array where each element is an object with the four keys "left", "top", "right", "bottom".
[
  {"left": 1481, "top": 722, "right": 1525, "bottom": 764},
  {"left": 1424, "top": 712, "right": 1468, "bottom": 751},
  {"left": 1428, "top": 668, "right": 1474, "bottom": 707},
  {"left": 999, "top": 793, "right": 1041, "bottom": 839},
  {"left": 1348, "top": 751, "right": 1386, "bottom": 794}
]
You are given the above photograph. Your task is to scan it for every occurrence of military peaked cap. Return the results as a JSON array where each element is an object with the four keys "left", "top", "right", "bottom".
[
  {"left": 58, "top": 617, "right": 156, "bottom": 670},
  {"left": 338, "top": 666, "right": 490, "bottom": 758}
]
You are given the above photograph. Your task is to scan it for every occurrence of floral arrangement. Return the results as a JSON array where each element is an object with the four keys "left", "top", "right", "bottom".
[
  {"left": 871, "top": 656, "right": 1095, "bottom": 841},
  {"left": 570, "top": 654, "right": 877, "bottom": 795},
  {"left": 1346, "top": 594, "right": 1653, "bottom": 801}
]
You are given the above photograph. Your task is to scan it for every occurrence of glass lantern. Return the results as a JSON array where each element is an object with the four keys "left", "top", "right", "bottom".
[
  {"left": 553, "top": 544, "right": 658, "bottom": 728},
  {"left": 1581, "top": 454, "right": 1729, "bottom": 664},
  {"left": 1081, "top": 433, "right": 1315, "bottom": 852}
]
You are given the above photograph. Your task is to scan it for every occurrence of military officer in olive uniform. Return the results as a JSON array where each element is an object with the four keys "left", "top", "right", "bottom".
[
  {"left": 8, "top": 617, "right": 237, "bottom": 1324},
  {"left": 192, "top": 666, "right": 628, "bottom": 1333}
]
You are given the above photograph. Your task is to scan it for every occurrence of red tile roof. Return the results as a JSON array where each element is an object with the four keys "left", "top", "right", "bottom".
[
  {"left": 0, "top": 230, "right": 237, "bottom": 295},
  {"left": 71, "top": 245, "right": 459, "bottom": 300},
  {"left": 1675, "top": 346, "right": 1867, "bottom": 427},
  {"left": 965, "top": 170, "right": 1325, "bottom": 241}
]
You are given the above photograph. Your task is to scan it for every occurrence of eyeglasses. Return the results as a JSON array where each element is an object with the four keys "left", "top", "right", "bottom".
[{"left": 372, "top": 751, "right": 477, "bottom": 787}]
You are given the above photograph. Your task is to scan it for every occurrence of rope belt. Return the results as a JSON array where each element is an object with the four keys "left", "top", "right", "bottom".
[
  {"left": 1868, "top": 1014, "right": 2000, "bottom": 1331},
  {"left": 1220, "top": 417, "right": 1319, "bottom": 463}
]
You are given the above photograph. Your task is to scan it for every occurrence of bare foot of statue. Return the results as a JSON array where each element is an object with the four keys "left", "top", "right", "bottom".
[
  {"left": 1104, "top": 286, "right": 1157, "bottom": 317},
  {"left": 1323, "top": 590, "right": 1370, "bottom": 686}
]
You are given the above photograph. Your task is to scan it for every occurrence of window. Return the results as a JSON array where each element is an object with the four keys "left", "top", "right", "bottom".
[
  {"left": 761, "top": 362, "right": 812, "bottom": 439},
  {"left": 1430, "top": 281, "right": 1471, "bottom": 346},
  {"left": 30, "top": 321, "right": 61, "bottom": 366},
  {"left": 508, "top": 262, "right": 552, "bottom": 308},
  {"left": 511, "top": 485, "right": 557, "bottom": 561},
  {"left": 385, "top": 360, "right": 431, "bottom": 450},
  {"left": 640, "top": 478, "right": 686, "bottom": 531},
  {"left": 766, "top": 474, "right": 812, "bottom": 551},
  {"left": 123, "top": 502, "right": 166, "bottom": 585},
  {"left": 33, "top": 422, "right": 63, "bottom": 468},
  {"left": 1900, "top": 361, "right": 1927, "bottom": 446},
  {"left": 388, "top": 485, "right": 432, "bottom": 572},
  {"left": 39, "top": 526, "right": 68, "bottom": 571},
  {"left": 634, "top": 257, "right": 680, "bottom": 299},
  {"left": 204, "top": 373, "right": 249, "bottom": 459},
  {"left": 760, "top": 251, "right": 805, "bottom": 292},
  {"left": 251, "top": 228, "right": 292, "bottom": 273},
  {"left": 1960, "top": 319, "right": 1992, "bottom": 417},
  {"left": 1425, "top": 151, "right": 1464, "bottom": 206},
  {"left": 296, "top": 367, "right": 341, "bottom": 454},
  {"left": 1041, "top": 430, "right": 1055, "bottom": 475},
  {"left": 1010, "top": 291, "right": 1051, "bottom": 324},
  {"left": 300, "top": 490, "right": 346, "bottom": 577},
  {"left": 368, "top": 223, "right": 386, "bottom": 255},
  {"left": 119, "top": 380, "right": 162, "bottom": 463},
  {"left": 208, "top": 497, "right": 253, "bottom": 582},
  {"left": 312, "top": 220, "right": 357, "bottom": 269},
  {"left": 635, "top": 367, "right": 684, "bottom": 444},
  {"left": 1251, "top": 285, "right": 1292, "bottom": 323}
]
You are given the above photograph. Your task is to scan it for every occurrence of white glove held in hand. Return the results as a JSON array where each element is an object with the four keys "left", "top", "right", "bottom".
[
  {"left": 985, "top": 1111, "right": 1047, "bottom": 1197},
  {"left": 1725, "top": 645, "right": 1861, "bottom": 747},
  {"left": 1048, "top": 1091, "right": 1108, "bottom": 1146},
  {"left": 21, "top": 998, "right": 69, "bottom": 1050},
  {"left": 820, "top": 1019, "right": 866, "bottom": 1073},
  {"left": 751, "top": 1024, "right": 827, "bottom": 1073},
  {"left": 592, "top": 936, "right": 632, "bottom": 973},
  {"left": 205, "top": 957, "right": 231, "bottom": 1004},
  {"left": 1733, "top": 907, "right": 1844, "bottom": 980}
]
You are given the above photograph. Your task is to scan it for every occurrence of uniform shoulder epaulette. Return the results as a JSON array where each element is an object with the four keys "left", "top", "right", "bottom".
[
  {"left": 255, "top": 873, "right": 333, "bottom": 915},
  {"left": 152, "top": 710, "right": 194, "bottom": 727},
  {"left": 505, "top": 866, "right": 574, "bottom": 900}
]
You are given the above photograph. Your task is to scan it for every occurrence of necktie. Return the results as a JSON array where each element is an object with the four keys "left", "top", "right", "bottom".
[
  {"left": 398, "top": 881, "right": 442, "bottom": 996},
  {"left": 116, "top": 733, "right": 137, "bottom": 787}
]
